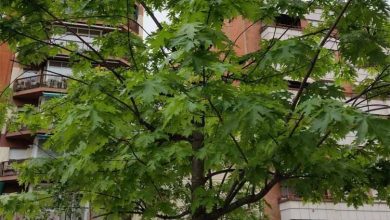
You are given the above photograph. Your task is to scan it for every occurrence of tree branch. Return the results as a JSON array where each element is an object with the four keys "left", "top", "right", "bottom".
[
  {"left": 208, "top": 175, "right": 280, "bottom": 220},
  {"left": 290, "top": 0, "right": 353, "bottom": 112},
  {"left": 138, "top": 1, "right": 163, "bottom": 30},
  {"left": 223, "top": 178, "right": 246, "bottom": 208},
  {"left": 207, "top": 98, "right": 248, "bottom": 163},
  {"left": 205, "top": 168, "right": 236, "bottom": 181},
  {"left": 126, "top": 0, "right": 140, "bottom": 72},
  {"left": 346, "top": 64, "right": 390, "bottom": 105},
  {"left": 217, "top": 165, "right": 233, "bottom": 200},
  {"left": 241, "top": 26, "right": 288, "bottom": 70}
]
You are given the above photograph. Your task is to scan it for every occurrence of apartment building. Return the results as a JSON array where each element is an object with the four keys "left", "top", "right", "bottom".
[
  {"left": 223, "top": 9, "right": 390, "bottom": 220},
  {"left": 1, "top": 5, "right": 389, "bottom": 220},
  {"left": 0, "top": 43, "right": 16, "bottom": 195},
  {"left": 0, "top": 5, "right": 144, "bottom": 205}
]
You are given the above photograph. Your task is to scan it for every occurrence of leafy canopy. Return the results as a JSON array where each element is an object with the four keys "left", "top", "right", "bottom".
[{"left": 0, "top": 0, "right": 389, "bottom": 219}]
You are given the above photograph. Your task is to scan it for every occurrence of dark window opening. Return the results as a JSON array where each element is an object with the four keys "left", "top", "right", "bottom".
[
  {"left": 134, "top": 5, "right": 139, "bottom": 20},
  {"left": 288, "top": 80, "right": 308, "bottom": 89},
  {"left": 275, "top": 14, "right": 301, "bottom": 28}
]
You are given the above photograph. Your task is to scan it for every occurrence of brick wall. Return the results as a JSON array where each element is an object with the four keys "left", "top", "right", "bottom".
[{"left": 0, "top": 44, "right": 13, "bottom": 90}]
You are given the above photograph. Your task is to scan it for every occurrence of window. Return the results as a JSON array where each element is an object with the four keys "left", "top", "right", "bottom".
[
  {"left": 275, "top": 14, "right": 301, "bottom": 28},
  {"left": 46, "top": 60, "right": 72, "bottom": 76},
  {"left": 89, "top": 29, "right": 102, "bottom": 36},
  {"left": 288, "top": 80, "right": 308, "bottom": 89},
  {"left": 22, "top": 69, "right": 39, "bottom": 78},
  {"left": 134, "top": 5, "right": 139, "bottom": 20},
  {"left": 53, "top": 24, "right": 105, "bottom": 39},
  {"left": 22, "top": 65, "right": 41, "bottom": 78},
  {"left": 65, "top": 26, "right": 102, "bottom": 38}
]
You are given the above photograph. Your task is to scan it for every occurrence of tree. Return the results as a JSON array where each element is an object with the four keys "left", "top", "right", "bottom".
[{"left": 0, "top": 0, "right": 389, "bottom": 219}]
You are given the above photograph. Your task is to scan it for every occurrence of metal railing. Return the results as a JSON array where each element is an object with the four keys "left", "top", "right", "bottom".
[
  {"left": 51, "top": 38, "right": 101, "bottom": 51},
  {"left": 260, "top": 24, "right": 303, "bottom": 36},
  {"left": 279, "top": 187, "right": 332, "bottom": 202},
  {"left": 13, "top": 74, "right": 68, "bottom": 92},
  {"left": 0, "top": 160, "right": 25, "bottom": 177}
]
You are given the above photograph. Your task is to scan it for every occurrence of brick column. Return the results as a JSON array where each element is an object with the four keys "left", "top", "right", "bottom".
[
  {"left": 0, "top": 44, "right": 13, "bottom": 90},
  {"left": 264, "top": 183, "right": 282, "bottom": 220}
]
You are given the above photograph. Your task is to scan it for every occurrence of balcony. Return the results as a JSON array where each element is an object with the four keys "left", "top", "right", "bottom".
[
  {"left": 13, "top": 74, "right": 67, "bottom": 99},
  {"left": 5, "top": 128, "right": 36, "bottom": 141},
  {"left": 51, "top": 20, "right": 140, "bottom": 53},
  {"left": 279, "top": 187, "right": 332, "bottom": 203},
  {"left": 51, "top": 38, "right": 101, "bottom": 52},
  {"left": 260, "top": 25, "right": 339, "bottom": 50},
  {"left": 6, "top": 117, "right": 48, "bottom": 141},
  {"left": 0, "top": 160, "right": 24, "bottom": 181}
]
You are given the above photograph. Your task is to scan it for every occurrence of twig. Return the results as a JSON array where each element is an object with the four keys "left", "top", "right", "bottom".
[
  {"left": 290, "top": 0, "right": 353, "bottom": 112},
  {"left": 207, "top": 98, "right": 249, "bottom": 163},
  {"left": 138, "top": 1, "right": 163, "bottom": 30}
]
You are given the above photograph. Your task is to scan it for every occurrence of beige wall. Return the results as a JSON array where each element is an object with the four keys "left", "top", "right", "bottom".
[
  {"left": 280, "top": 201, "right": 390, "bottom": 220},
  {"left": 0, "top": 147, "right": 9, "bottom": 162}
]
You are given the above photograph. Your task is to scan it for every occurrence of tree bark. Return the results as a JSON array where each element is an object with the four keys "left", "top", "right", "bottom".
[{"left": 191, "top": 131, "right": 205, "bottom": 220}]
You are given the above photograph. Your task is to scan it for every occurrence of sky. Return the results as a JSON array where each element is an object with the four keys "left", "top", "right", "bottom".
[{"left": 143, "top": 11, "right": 169, "bottom": 38}]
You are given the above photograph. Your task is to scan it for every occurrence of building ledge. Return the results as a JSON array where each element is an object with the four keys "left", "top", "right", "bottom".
[
  {"left": 0, "top": 160, "right": 25, "bottom": 182},
  {"left": 0, "top": 175, "right": 18, "bottom": 182},
  {"left": 13, "top": 87, "right": 66, "bottom": 100},
  {"left": 279, "top": 197, "right": 333, "bottom": 204},
  {"left": 261, "top": 24, "right": 303, "bottom": 32},
  {"left": 5, "top": 129, "right": 47, "bottom": 140}
]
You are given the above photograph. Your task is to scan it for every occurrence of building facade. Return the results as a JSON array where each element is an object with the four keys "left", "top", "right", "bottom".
[
  {"left": 0, "top": 6, "right": 144, "bottom": 219},
  {"left": 1, "top": 6, "right": 389, "bottom": 220},
  {"left": 0, "top": 43, "right": 17, "bottom": 196},
  {"left": 223, "top": 9, "right": 390, "bottom": 220}
]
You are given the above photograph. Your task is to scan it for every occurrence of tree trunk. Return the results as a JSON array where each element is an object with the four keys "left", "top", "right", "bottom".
[{"left": 191, "top": 131, "right": 206, "bottom": 220}]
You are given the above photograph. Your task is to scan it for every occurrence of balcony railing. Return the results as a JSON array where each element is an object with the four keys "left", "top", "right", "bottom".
[
  {"left": 279, "top": 187, "right": 333, "bottom": 202},
  {"left": 51, "top": 38, "right": 101, "bottom": 51},
  {"left": 0, "top": 160, "right": 25, "bottom": 178},
  {"left": 260, "top": 25, "right": 303, "bottom": 40},
  {"left": 13, "top": 74, "right": 67, "bottom": 92}
]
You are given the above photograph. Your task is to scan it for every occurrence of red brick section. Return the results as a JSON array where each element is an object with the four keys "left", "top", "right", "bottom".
[
  {"left": 0, "top": 43, "right": 13, "bottom": 90},
  {"left": 222, "top": 17, "right": 262, "bottom": 56},
  {"left": 264, "top": 184, "right": 282, "bottom": 220},
  {"left": 0, "top": 44, "right": 14, "bottom": 148},
  {"left": 300, "top": 19, "right": 309, "bottom": 29},
  {"left": 222, "top": 17, "right": 282, "bottom": 220}
]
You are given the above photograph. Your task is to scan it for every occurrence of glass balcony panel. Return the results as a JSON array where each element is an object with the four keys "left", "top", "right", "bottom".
[
  {"left": 42, "top": 74, "right": 67, "bottom": 89},
  {"left": 47, "top": 61, "right": 72, "bottom": 76},
  {"left": 13, "top": 75, "right": 42, "bottom": 92},
  {"left": 13, "top": 74, "right": 68, "bottom": 92}
]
